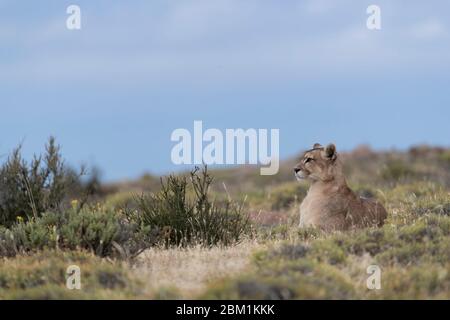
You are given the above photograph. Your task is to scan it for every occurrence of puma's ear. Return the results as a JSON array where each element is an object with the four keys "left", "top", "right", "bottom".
[
  {"left": 313, "top": 143, "right": 322, "bottom": 149},
  {"left": 325, "top": 143, "right": 337, "bottom": 160}
]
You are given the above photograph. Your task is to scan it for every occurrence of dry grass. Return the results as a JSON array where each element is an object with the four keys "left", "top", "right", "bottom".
[
  {"left": 1, "top": 146, "right": 449, "bottom": 299},
  {"left": 134, "top": 240, "right": 264, "bottom": 298}
]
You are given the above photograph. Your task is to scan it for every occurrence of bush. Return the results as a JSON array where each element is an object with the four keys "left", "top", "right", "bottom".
[
  {"left": 201, "top": 260, "right": 356, "bottom": 300},
  {"left": 0, "top": 137, "right": 87, "bottom": 227},
  {"left": 439, "top": 150, "right": 450, "bottom": 164},
  {"left": 269, "top": 182, "right": 307, "bottom": 211},
  {"left": 202, "top": 214, "right": 450, "bottom": 300},
  {"left": 381, "top": 159, "right": 415, "bottom": 181},
  {"left": 0, "top": 250, "right": 145, "bottom": 299},
  {"left": 129, "top": 166, "right": 250, "bottom": 247},
  {"left": 0, "top": 205, "right": 156, "bottom": 259}
]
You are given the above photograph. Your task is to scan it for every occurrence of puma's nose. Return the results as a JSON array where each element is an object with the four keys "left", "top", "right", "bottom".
[{"left": 294, "top": 168, "right": 301, "bottom": 174}]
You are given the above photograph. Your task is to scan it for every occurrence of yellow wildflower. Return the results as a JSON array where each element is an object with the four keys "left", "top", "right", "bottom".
[{"left": 71, "top": 199, "right": 79, "bottom": 209}]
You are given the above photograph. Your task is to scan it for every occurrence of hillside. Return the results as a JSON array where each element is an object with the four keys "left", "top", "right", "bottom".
[{"left": 1, "top": 143, "right": 449, "bottom": 299}]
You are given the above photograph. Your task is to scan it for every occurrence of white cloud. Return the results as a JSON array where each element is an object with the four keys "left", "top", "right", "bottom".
[{"left": 1, "top": 1, "right": 450, "bottom": 86}]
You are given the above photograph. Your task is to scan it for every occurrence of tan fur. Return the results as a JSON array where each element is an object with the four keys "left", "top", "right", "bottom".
[{"left": 294, "top": 143, "right": 387, "bottom": 231}]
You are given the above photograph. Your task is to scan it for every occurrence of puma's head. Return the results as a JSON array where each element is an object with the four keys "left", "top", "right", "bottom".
[{"left": 294, "top": 143, "right": 342, "bottom": 182}]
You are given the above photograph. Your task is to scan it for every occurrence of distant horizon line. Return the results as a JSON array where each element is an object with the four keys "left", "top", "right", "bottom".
[{"left": 105, "top": 142, "right": 450, "bottom": 183}]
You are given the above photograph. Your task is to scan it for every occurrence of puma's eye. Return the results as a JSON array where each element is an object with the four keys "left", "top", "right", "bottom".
[{"left": 305, "top": 158, "right": 314, "bottom": 164}]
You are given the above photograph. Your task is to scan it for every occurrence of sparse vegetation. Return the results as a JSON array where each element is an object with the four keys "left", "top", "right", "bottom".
[
  {"left": 129, "top": 166, "right": 251, "bottom": 247},
  {"left": 0, "top": 250, "right": 145, "bottom": 299},
  {"left": 0, "top": 137, "right": 98, "bottom": 227},
  {"left": 381, "top": 159, "right": 416, "bottom": 182},
  {"left": 202, "top": 214, "right": 450, "bottom": 299},
  {"left": 0, "top": 205, "right": 156, "bottom": 259},
  {"left": 0, "top": 140, "right": 449, "bottom": 299}
]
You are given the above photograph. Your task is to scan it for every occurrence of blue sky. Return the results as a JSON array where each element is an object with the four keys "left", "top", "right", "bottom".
[{"left": 1, "top": 0, "right": 449, "bottom": 181}]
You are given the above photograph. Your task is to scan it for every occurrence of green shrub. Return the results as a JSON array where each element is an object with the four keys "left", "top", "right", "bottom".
[
  {"left": 202, "top": 260, "right": 356, "bottom": 300},
  {"left": 296, "top": 227, "right": 323, "bottom": 241},
  {"left": 439, "top": 150, "right": 450, "bottom": 164},
  {"left": 0, "top": 250, "right": 145, "bottom": 299},
  {"left": 202, "top": 214, "right": 450, "bottom": 299},
  {"left": 0, "top": 137, "right": 87, "bottom": 227},
  {"left": 381, "top": 159, "right": 415, "bottom": 181},
  {"left": 129, "top": 166, "right": 250, "bottom": 247},
  {"left": 269, "top": 182, "right": 307, "bottom": 211},
  {"left": 202, "top": 278, "right": 297, "bottom": 300},
  {"left": 0, "top": 206, "right": 156, "bottom": 258},
  {"left": 368, "top": 263, "right": 450, "bottom": 299}
]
